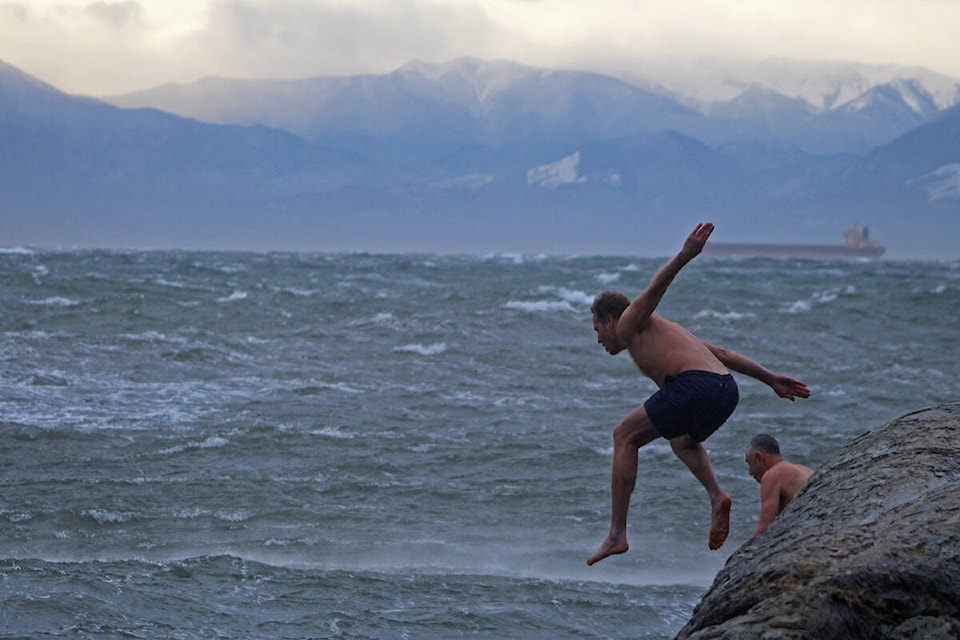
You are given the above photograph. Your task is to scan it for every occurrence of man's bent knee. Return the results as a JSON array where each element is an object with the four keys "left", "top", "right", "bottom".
[{"left": 613, "top": 407, "right": 659, "bottom": 447}]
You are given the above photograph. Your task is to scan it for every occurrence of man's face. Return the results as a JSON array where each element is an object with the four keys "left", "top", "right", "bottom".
[
  {"left": 745, "top": 450, "right": 765, "bottom": 483},
  {"left": 593, "top": 314, "right": 624, "bottom": 355}
]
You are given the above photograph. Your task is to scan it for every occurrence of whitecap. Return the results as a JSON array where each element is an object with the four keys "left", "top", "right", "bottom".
[
  {"left": 282, "top": 287, "right": 317, "bottom": 297},
  {"left": 394, "top": 342, "right": 447, "bottom": 356},
  {"left": 694, "top": 309, "right": 754, "bottom": 321},
  {"left": 83, "top": 508, "right": 135, "bottom": 524},
  {"left": 215, "top": 510, "right": 250, "bottom": 522},
  {"left": 217, "top": 290, "right": 248, "bottom": 302},
  {"left": 0, "top": 510, "right": 33, "bottom": 523},
  {"left": 555, "top": 288, "right": 594, "bottom": 305},
  {"left": 199, "top": 436, "right": 229, "bottom": 448},
  {"left": 121, "top": 331, "right": 184, "bottom": 344},
  {"left": 264, "top": 538, "right": 291, "bottom": 547},
  {"left": 156, "top": 436, "right": 229, "bottom": 456},
  {"left": 211, "top": 263, "right": 247, "bottom": 274},
  {"left": 596, "top": 272, "right": 620, "bottom": 284},
  {"left": 27, "top": 296, "right": 80, "bottom": 307},
  {"left": 294, "top": 381, "right": 364, "bottom": 396},
  {"left": 592, "top": 444, "right": 614, "bottom": 457},
  {"left": 785, "top": 285, "right": 855, "bottom": 313},
  {"left": 155, "top": 278, "right": 186, "bottom": 288},
  {"left": 311, "top": 426, "right": 356, "bottom": 439},
  {"left": 0, "top": 246, "right": 35, "bottom": 255},
  {"left": 534, "top": 285, "right": 592, "bottom": 305},
  {"left": 478, "top": 252, "right": 529, "bottom": 265},
  {"left": 505, "top": 300, "right": 575, "bottom": 313},
  {"left": 31, "top": 266, "right": 49, "bottom": 284}
]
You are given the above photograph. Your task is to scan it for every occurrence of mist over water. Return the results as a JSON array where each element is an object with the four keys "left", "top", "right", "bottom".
[{"left": 2, "top": 249, "right": 958, "bottom": 638}]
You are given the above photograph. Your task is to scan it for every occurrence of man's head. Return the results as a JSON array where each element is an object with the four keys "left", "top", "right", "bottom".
[
  {"left": 591, "top": 291, "right": 630, "bottom": 355},
  {"left": 745, "top": 433, "right": 783, "bottom": 482},
  {"left": 591, "top": 291, "right": 630, "bottom": 322}
]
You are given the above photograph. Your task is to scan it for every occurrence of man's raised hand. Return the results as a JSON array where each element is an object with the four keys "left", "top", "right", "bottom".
[{"left": 680, "top": 222, "right": 715, "bottom": 262}]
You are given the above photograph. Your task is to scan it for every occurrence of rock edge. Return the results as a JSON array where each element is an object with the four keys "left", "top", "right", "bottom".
[{"left": 676, "top": 403, "right": 960, "bottom": 639}]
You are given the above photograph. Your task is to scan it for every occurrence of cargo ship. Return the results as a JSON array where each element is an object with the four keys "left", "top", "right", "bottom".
[{"left": 702, "top": 223, "right": 885, "bottom": 259}]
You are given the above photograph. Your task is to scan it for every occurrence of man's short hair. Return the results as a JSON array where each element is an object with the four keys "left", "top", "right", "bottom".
[
  {"left": 748, "top": 433, "right": 781, "bottom": 455},
  {"left": 591, "top": 291, "right": 630, "bottom": 321}
]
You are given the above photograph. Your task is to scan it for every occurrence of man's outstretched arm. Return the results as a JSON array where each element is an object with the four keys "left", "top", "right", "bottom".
[
  {"left": 704, "top": 342, "right": 811, "bottom": 401},
  {"left": 617, "top": 223, "right": 715, "bottom": 341}
]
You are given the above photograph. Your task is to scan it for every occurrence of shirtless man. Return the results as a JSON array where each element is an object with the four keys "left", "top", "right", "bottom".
[
  {"left": 587, "top": 222, "right": 810, "bottom": 566},
  {"left": 745, "top": 433, "right": 814, "bottom": 536}
]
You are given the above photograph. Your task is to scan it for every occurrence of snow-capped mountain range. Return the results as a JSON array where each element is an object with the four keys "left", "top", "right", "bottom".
[
  {"left": 106, "top": 56, "right": 960, "bottom": 156},
  {"left": 602, "top": 55, "right": 960, "bottom": 110},
  {"left": 1, "top": 56, "right": 958, "bottom": 257}
]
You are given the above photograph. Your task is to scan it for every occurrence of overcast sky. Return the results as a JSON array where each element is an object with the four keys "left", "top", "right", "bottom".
[{"left": 2, "top": 0, "right": 959, "bottom": 96}]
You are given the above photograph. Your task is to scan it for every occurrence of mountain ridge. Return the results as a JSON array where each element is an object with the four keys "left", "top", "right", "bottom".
[
  {"left": 2, "top": 57, "right": 958, "bottom": 257},
  {"left": 105, "top": 56, "right": 960, "bottom": 156}
]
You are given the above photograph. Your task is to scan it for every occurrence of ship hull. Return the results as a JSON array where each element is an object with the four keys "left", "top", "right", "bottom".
[{"left": 702, "top": 242, "right": 885, "bottom": 259}]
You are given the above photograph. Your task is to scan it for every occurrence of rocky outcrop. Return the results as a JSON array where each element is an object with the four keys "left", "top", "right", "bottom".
[{"left": 677, "top": 403, "right": 960, "bottom": 640}]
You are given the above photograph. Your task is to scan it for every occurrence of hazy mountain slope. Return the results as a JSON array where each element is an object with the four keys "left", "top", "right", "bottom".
[
  {"left": 769, "top": 105, "right": 960, "bottom": 257},
  {"left": 0, "top": 60, "right": 371, "bottom": 248},
  {"left": 801, "top": 80, "right": 944, "bottom": 154},
  {"left": 105, "top": 58, "right": 705, "bottom": 148},
  {"left": 606, "top": 57, "right": 960, "bottom": 154},
  {"left": 107, "top": 57, "right": 960, "bottom": 159}
]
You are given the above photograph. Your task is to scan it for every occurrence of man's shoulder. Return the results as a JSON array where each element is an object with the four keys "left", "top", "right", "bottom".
[
  {"left": 763, "top": 463, "right": 793, "bottom": 483},
  {"left": 784, "top": 461, "right": 813, "bottom": 473},
  {"left": 775, "top": 462, "right": 814, "bottom": 486},
  {"left": 794, "top": 463, "right": 815, "bottom": 479}
]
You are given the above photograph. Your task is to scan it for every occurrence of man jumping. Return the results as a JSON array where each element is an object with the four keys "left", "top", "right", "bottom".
[{"left": 587, "top": 222, "right": 810, "bottom": 566}]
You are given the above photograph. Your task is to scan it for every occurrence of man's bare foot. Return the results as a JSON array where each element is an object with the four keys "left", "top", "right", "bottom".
[
  {"left": 708, "top": 493, "right": 732, "bottom": 550},
  {"left": 587, "top": 534, "right": 628, "bottom": 565}
]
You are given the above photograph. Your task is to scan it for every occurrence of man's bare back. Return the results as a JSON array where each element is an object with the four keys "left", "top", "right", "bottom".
[{"left": 623, "top": 314, "right": 728, "bottom": 386}]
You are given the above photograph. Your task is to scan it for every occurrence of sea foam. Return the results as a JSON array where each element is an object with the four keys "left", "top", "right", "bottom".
[{"left": 394, "top": 342, "right": 447, "bottom": 355}]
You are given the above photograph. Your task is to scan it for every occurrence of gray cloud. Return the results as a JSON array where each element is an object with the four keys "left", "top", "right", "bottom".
[
  {"left": 1, "top": 0, "right": 957, "bottom": 96},
  {"left": 0, "top": 3, "right": 30, "bottom": 22},
  {"left": 194, "top": 0, "right": 502, "bottom": 77},
  {"left": 84, "top": 1, "right": 145, "bottom": 30}
]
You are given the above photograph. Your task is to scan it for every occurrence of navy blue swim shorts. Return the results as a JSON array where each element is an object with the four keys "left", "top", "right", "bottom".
[{"left": 643, "top": 370, "right": 739, "bottom": 443}]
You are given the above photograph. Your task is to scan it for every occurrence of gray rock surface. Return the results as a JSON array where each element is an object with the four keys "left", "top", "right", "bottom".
[{"left": 676, "top": 403, "right": 960, "bottom": 639}]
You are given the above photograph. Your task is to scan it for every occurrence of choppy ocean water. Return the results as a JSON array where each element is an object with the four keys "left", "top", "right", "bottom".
[{"left": 1, "top": 248, "right": 958, "bottom": 639}]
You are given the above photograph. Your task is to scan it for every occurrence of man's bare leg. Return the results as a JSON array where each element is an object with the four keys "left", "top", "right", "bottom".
[
  {"left": 669, "top": 435, "right": 732, "bottom": 550},
  {"left": 587, "top": 406, "right": 659, "bottom": 566}
]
